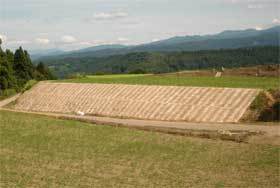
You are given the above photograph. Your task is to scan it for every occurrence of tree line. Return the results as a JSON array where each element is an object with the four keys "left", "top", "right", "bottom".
[
  {"left": 40, "top": 46, "right": 279, "bottom": 78},
  {"left": 0, "top": 39, "right": 55, "bottom": 94}
]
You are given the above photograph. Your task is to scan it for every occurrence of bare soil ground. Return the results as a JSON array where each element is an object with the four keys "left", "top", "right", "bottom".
[{"left": 1, "top": 107, "right": 279, "bottom": 145}]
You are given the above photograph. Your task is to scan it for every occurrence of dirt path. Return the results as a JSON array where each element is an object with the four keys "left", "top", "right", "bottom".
[
  {"left": 0, "top": 94, "right": 279, "bottom": 145},
  {"left": 1, "top": 108, "right": 279, "bottom": 145}
]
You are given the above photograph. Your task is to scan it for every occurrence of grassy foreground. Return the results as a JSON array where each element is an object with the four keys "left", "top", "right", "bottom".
[
  {"left": 58, "top": 74, "right": 279, "bottom": 89},
  {"left": 0, "top": 110, "right": 279, "bottom": 187}
]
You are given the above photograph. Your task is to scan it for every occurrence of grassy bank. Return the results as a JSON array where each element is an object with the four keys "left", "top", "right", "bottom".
[
  {"left": 0, "top": 89, "right": 17, "bottom": 101},
  {"left": 57, "top": 74, "right": 279, "bottom": 89},
  {"left": 0, "top": 80, "right": 38, "bottom": 101},
  {"left": 0, "top": 110, "right": 279, "bottom": 187}
]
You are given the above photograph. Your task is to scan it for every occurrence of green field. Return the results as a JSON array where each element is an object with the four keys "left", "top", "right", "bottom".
[
  {"left": 0, "top": 110, "right": 279, "bottom": 187},
  {"left": 58, "top": 74, "right": 280, "bottom": 89}
]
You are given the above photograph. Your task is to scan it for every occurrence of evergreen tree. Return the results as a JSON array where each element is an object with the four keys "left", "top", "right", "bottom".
[
  {"left": 0, "top": 40, "right": 17, "bottom": 90},
  {"left": 35, "top": 62, "right": 55, "bottom": 80},
  {"left": 6, "top": 49, "right": 14, "bottom": 64},
  {"left": 0, "top": 41, "right": 54, "bottom": 93},
  {"left": 0, "top": 58, "right": 17, "bottom": 90},
  {"left": 13, "top": 47, "right": 34, "bottom": 87}
]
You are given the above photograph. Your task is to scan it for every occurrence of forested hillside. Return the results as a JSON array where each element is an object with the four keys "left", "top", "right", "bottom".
[
  {"left": 35, "top": 26, "right": 279, "bottom": 60},
  {"left": 42, "top": 46, "right": 279, "bottom": 78},
  {"left": 0, "top": 39, "right": 55, "bottom": 96}
]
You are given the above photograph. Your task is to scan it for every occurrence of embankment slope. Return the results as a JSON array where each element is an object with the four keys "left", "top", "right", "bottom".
[{"left": 13, "top": 82, "right": 259, "bottom": 123}]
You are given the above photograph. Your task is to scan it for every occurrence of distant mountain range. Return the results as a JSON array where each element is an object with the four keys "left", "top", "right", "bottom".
[
  {"left": 30, "top": 49, "right": 65, "bottom": 59},
  {"left": 73, "top": 44, "right": 127, "bottom": 53},
  {"left": 33, "top": 26, "right": 280, "bottom": 60}
]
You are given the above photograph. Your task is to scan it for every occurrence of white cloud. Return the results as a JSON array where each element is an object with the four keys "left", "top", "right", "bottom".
[
  {"left": 61, "top": 35, "right": 77, "bottom": 43},
  {"left": 117, "top": 37, "right": 129, "bottom": 42},
  {"left": 38, "top": 32, "right": 49, "bottom": 36},
  {"left": 221, "top": 0, "right": 250, "bottom": 4},
  {"left": 93, "top": 11, "right": 128, "bottom": 20},
  {"left": 35, "top": 38, "right": 50, "bottom": 45},
  {"left": 228, "top": 0, "right": 240, "bottom": 3},
  {"left": 255, "top": 26, "right": 263, "bottom": 31},
  {"left": 272, "top": 18, "right": 280, "bottom": 24},
  {"left": 78, "top": 41, "right": 93, "bottom": 46},
  {"left": 8, "top": 40, "right": 31, "bottom": 44},
  {"left": 0, "top": 34, "right": 7, "bottom": 43},
  {"left": 248, "top": 4, "right": 263, "bottom": 9},
  {"left": 152, "top": 38, "right": 160, "bottom": 42}
]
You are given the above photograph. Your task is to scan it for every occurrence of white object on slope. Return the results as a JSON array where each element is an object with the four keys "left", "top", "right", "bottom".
[{"left": 76, "top": 111, "right": 85, "bottom": 116}]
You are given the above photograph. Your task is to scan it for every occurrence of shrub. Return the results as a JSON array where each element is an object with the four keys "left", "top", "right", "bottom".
[
  {"left": 22, "top": 80, "right": 38, "bottom": 92},
  {"left": 67, "top": 73, "right": 86, "bottom": 79},
  {"left": 250, "top": 92, "right": 268, "bottom": 111},
  {"left": 250, "top": 89, "right": 280, "bottom": 122},
  {"left": 129, "top": 69, "right": 147, "bottom": 74},
  {"left": 94, "top": 71, "right": 106, "bottom": 76},
  {"left": 0, "top": 89, "right": 17, "bottom": 97}
]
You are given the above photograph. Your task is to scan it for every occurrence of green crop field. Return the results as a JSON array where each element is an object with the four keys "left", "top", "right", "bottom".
[
  {"left": 0, "top": 110, "right": 279, "bottom": 187},
  {"left": 57, "top": 74, "right": 280, "bottom": 89}
]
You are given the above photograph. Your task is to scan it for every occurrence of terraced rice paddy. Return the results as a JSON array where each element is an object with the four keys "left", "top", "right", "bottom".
[{"left": 14, "top": 82, "right": 259, "bottom": 123}]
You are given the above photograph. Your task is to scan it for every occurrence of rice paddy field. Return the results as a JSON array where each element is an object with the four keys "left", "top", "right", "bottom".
[
  {"left": 0, "top": 110, "right": 279, "bottom": 187},
  {"left": 58, "top": 74, "right": 280, "bottom": 90}
]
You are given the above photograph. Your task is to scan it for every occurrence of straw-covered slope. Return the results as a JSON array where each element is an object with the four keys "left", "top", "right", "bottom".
[{"left": 14, "top": 82, "right": 259, "bottom": 123}]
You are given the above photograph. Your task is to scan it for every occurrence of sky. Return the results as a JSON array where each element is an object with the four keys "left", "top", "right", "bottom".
[{"left": 0, "top": 0, "right": 279, "bottom": 52}]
